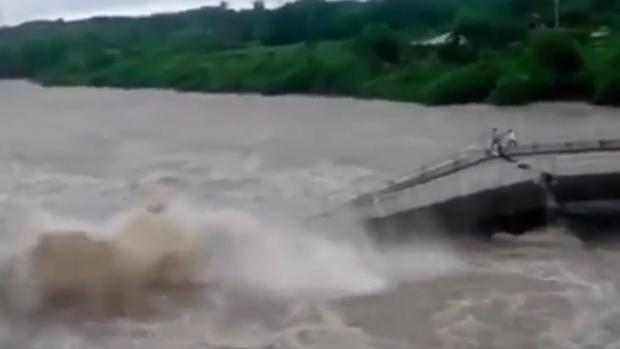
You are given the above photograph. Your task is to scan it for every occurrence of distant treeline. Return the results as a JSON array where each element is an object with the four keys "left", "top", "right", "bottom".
[{"left": 2, "top": 0, "right": 620, "bottom": 105}]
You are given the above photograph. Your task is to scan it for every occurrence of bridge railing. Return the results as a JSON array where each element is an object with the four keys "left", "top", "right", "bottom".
[
  {"left": 350, "top": 137, "right": 620, "bottom": 207},
  {"left": 511, "top": 139, "right": 620, "bottom": 156},
  {"left": 352, "top": 146, "right": 488, "bottom": 205}
]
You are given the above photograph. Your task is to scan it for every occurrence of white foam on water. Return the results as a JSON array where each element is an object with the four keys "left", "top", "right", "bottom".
[
  {"left": 420, "top": 231, "right": 620, "bottom": 349},
  {"left": 0, "top": 192, "right": 463, "bottom": 322}
]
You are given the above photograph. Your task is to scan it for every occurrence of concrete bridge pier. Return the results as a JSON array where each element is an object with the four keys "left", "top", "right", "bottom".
[{"left": 364, "top": 171, "right": 620, "bottom": 244}]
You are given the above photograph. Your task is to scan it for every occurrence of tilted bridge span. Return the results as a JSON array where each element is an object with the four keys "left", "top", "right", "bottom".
[{"left": 327, "top": 138, "right": 620, "bottom": 241}]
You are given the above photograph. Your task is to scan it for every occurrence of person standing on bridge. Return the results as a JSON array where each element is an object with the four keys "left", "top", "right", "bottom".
[
  {"left": 488, "top": 128, "right": 517, "bottom": 156},
  {"left": 489, "top": 128, "right": 503, "bottom": 156},
  {"left": 506, "top": 129, "right": 518, "bottom": 149}
]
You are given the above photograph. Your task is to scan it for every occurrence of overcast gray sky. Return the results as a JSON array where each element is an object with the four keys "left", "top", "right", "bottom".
[{"left": 2, "top": 0, "right": 289, "bottom": 25}]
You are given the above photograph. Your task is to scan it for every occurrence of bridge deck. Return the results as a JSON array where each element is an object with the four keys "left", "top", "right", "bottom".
[{"left": 347, "top": 138, "right": 620, "bottom": 218}]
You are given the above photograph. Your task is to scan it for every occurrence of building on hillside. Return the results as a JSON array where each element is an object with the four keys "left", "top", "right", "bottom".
[
  {"left": 410, "top": 32, "right": 467, "bottom": 47},
  {"left": 591, "top": 26, "right": 611, "bottom": 39},
  {"left": 528, "top": 13, "right": 545, "bottom": 30}
]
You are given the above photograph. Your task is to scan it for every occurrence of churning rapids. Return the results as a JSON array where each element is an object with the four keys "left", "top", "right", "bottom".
[{"left": 2, "top": 81, "right": 620, "bottom": 349}]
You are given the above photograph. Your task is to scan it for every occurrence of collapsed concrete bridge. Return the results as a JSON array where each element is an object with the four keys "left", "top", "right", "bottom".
[{"left": 330, "top": 139, "right": 620, "bottom": 241}]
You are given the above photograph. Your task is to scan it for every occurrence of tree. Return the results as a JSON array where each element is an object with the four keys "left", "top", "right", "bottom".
[
  {"left": 531, "top": 30, "right": 590, "bottom": 99},
  {"left": 253, "top": 0, "right": 265, "bottom": 11},
  {"left": 353, "top": 24, "right": 404, "bottom": 65},
  {"left": 453, "top": 14, "right": 528, "bottom": 51},
  {"left": 0, "top": 46, "right": 20, "bottom": 77},
  {"left": 532, "top": 30, "right": 583, "bottom": 75}
]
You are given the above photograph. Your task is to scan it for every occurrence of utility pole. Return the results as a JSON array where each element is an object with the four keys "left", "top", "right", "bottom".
[{"left": 554, "top": 0, "right": 560, "bottom": 28}]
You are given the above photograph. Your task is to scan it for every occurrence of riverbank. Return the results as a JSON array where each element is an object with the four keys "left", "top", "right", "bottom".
[
  {"left": 0, "top": 0, "right": 620, "bottom": 105},
  {"left": 7, "top": 28, "right": 620, "bottom": 107},
  {"left": 2, "top": 0, "right": 620, "bottom": 107}
]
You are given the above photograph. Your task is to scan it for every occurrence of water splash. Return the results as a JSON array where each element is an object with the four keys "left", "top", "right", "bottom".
[{"left": 0, "top": 197, "right": 462, "bottom": 321}]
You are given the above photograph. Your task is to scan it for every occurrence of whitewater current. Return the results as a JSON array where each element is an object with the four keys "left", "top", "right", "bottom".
[{"left": 2, "top": 81, "right": 620, "bottom": 349}]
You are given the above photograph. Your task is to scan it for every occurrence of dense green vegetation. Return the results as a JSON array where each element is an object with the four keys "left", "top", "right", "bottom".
[{"left": 2, "top": 0, "right": 620, "bottom": 105}]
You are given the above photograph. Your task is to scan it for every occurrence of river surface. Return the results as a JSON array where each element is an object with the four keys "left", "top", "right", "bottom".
[{"left": 1, "top": 80, "right": 620, "bottom": 349}]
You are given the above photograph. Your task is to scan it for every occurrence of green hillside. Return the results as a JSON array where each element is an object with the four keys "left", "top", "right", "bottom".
[{"left": 2, "top": 0, "right": 620, "bottom": 105}]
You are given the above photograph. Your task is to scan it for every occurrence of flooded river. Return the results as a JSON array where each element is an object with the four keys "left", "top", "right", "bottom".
[{"left": 1, "top": 80, "right": 620, "bottom": 348}]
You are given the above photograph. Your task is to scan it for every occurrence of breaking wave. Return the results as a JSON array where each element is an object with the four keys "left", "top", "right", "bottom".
[
  {"left": 0, "top": 198, "right": 462, "bottom": 319},
  {"left": 0, "top": 204, "right": 207, "bottom": 318}
]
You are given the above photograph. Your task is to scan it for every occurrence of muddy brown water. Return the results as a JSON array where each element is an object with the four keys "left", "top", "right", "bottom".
[{"left": 1, "top": 80, "right": 620, "bottom": 349}]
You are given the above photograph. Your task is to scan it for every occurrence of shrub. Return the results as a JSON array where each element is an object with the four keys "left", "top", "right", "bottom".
[
  {"left": 488, "top": 74, "right": 548, "bottom": 105},
  {"left": 531, "top": 30, "right": 584, "bottom": 76},
  {"left": 436, "top": 42, "right": 477, "bottom": 64},
  {"left": 453, "top": 14, "right": 528, "bottom": 50},
  {"left": 0, "top": 46, "right": 22, "bottom": 78},
  {"left": 262, "top": 53, "right": 323, "bottom": 95},
  {"left": 423, "top": 63, "right": 499, "bottom": 105},
  {"left": 547, "top": 71, "right": 593, "bottom": 100},
  {"left": 353, "top": 24, "right": 405, "bottom": 66},
  {"left": 526, "top": 30, "right": 592, "bottom": 100},
  {"left": 593, "top": 73, "right": 620, "bottom": 105}
]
